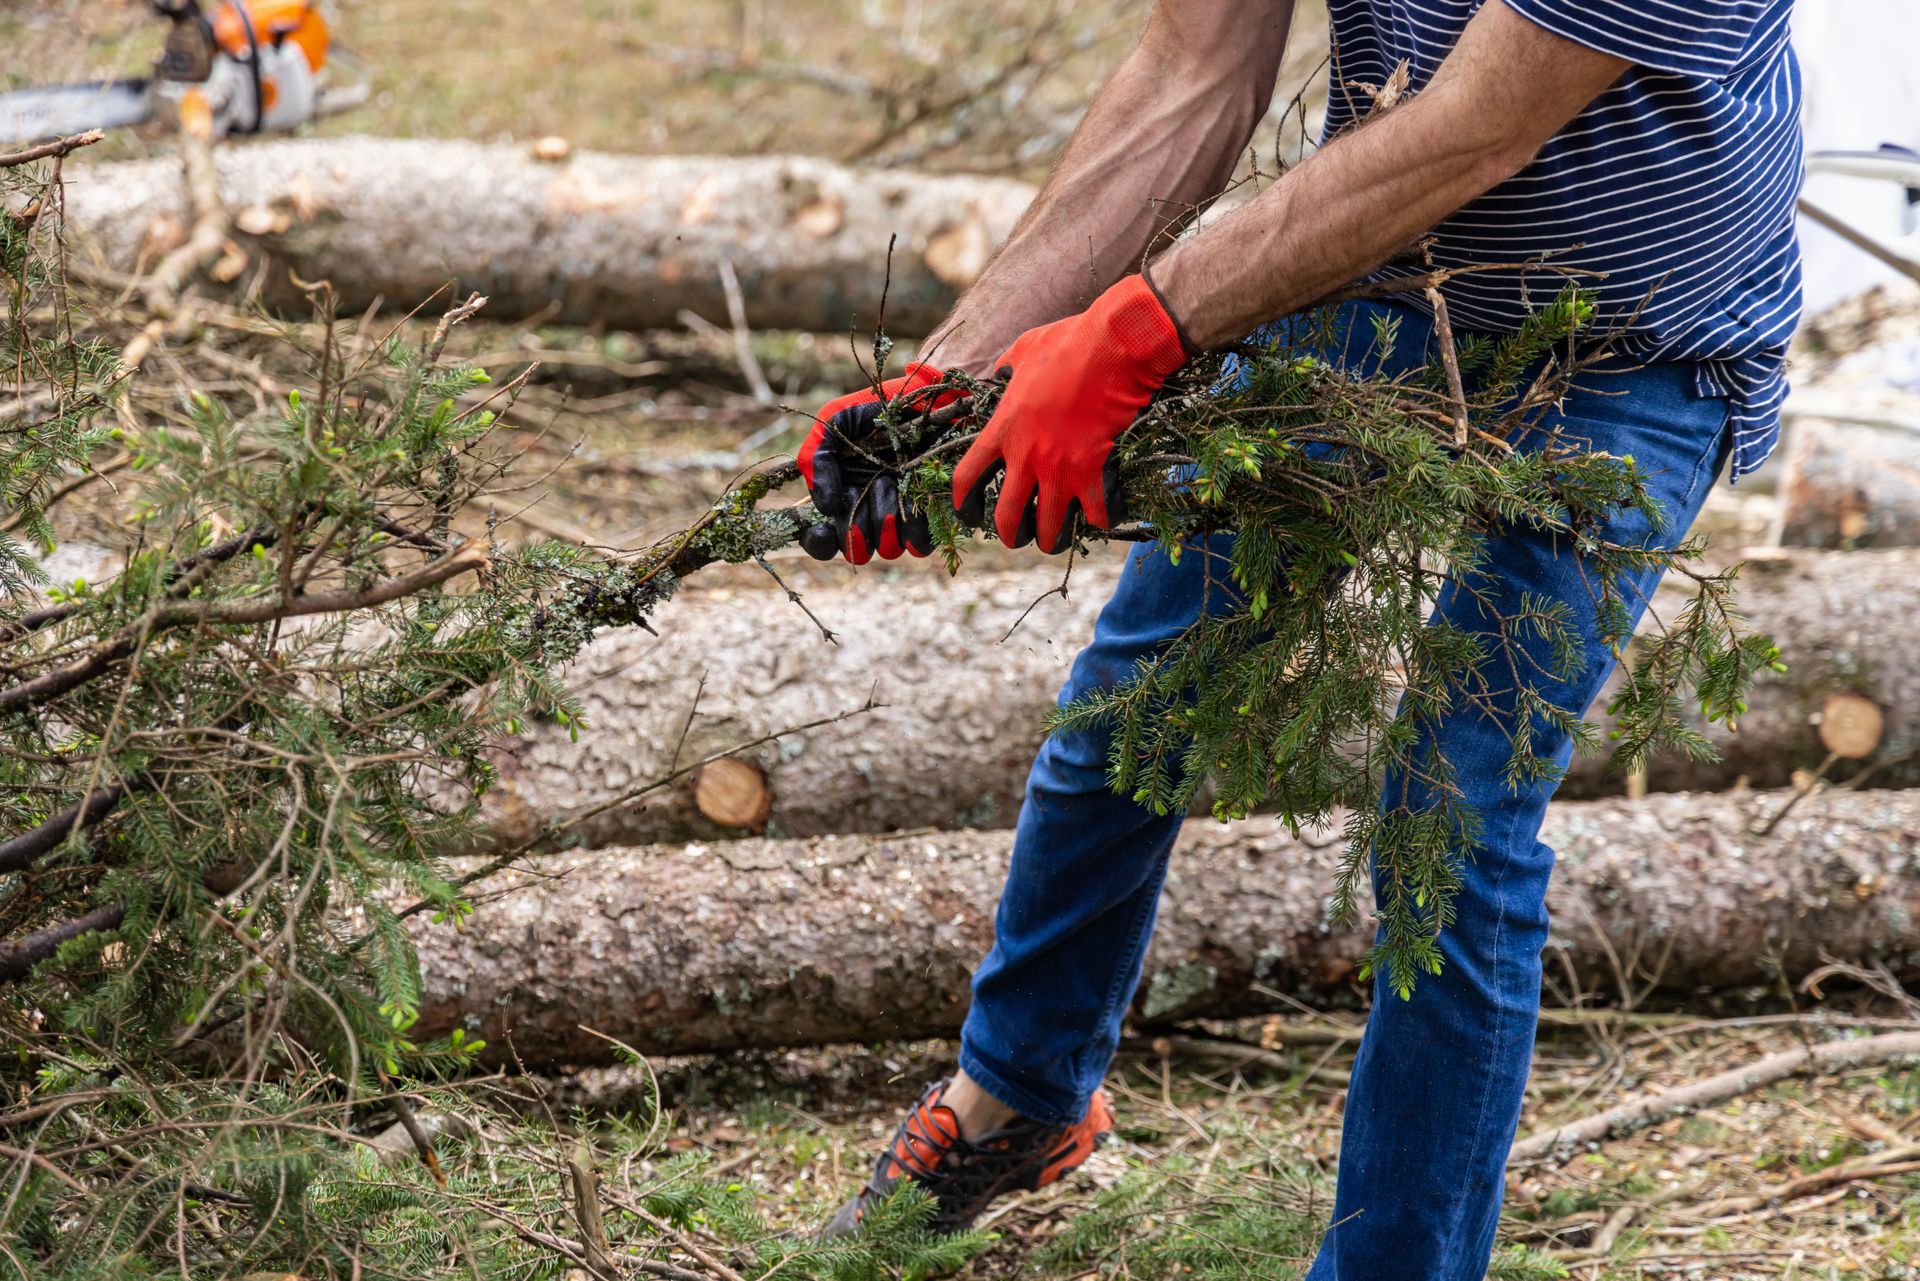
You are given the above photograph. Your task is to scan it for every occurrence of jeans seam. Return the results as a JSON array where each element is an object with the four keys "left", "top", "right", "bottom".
[
  {"left": 1677, "top": 423, "right": 1730, "bottom": 516},
  {"left": 1431, "top": 805, "right": 1520, "bottom": 1278},
  {"left": 1075, "top": 855, "right": 1167, "bottom": 1091}
]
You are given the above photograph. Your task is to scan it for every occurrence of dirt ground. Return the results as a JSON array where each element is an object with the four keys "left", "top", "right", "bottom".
[{"left": 10, "top": 1, "right": 1920, "bottom": 1275}]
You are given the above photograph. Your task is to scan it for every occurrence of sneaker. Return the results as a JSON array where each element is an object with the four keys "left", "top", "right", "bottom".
[{"left": 818, "top": 1077, "right": 1114, "bottom": 1241}]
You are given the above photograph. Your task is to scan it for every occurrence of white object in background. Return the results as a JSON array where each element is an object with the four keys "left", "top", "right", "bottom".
[
  {"left": 1793, "top": 0, "right": 1920, "bottom": 312},
  {"left": 1801, "top": 149, "right": 1920, "bottom": 285}
]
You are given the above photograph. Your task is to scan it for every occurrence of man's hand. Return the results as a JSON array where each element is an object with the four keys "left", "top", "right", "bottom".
[
  {"left": 798, "top": 363, "right": 957, "bottom": 564},
  {"left": 950, "top": 275, "right": 1190, "bottom": 554}
]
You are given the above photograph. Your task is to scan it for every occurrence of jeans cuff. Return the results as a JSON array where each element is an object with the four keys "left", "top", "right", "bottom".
[{"left": 956, "top": 1041, "right": 1085, "bottom": 1127}]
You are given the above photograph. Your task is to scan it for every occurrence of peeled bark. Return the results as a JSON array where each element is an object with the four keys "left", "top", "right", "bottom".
[
  {"left": 1779, "top": 415, "right": 1920, "bottom": 548},
  {"left": 61, "top": 138, "right": 1035, "bottom": 335},
  {"left": 412, "top": 788, "right": 1920, "bottom": 1064},
  {"left": 481, "top": 546, "right": 1920, "bottom": 852}
]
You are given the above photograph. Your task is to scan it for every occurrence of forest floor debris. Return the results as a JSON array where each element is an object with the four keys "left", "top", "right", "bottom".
[{"left": 538, "top": 1010, "right": 1920, "bottom": 1279}]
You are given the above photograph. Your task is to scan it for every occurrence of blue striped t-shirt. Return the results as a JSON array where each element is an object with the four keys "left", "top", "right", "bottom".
[{"left": 1325, "top": 0, "right": 1803, "bottom": 479}]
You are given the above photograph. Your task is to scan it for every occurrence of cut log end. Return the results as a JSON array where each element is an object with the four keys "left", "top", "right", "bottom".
[
  {"left": 694, "top": 757, "right": 773, "bottom": 829},
  {"left": 1818, "top": 690, "right": 1885, "bottom": 759}
]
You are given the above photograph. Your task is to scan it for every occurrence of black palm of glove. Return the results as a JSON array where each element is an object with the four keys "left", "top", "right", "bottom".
[{"left": 798, "top": 364, "right": 952, "bottom": 564}]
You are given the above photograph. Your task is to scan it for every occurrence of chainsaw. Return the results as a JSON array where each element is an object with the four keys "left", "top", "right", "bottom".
[{"left": 0, "top": 0, "right": 366, "bottom": 144}]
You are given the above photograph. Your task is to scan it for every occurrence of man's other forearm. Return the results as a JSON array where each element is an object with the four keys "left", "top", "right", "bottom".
[
  {"left": 1151, "top": 1, "right": 1629, "bottom": 350},
  {"left": 924, "top": 2, "right": 1294, "bottom": 376}
]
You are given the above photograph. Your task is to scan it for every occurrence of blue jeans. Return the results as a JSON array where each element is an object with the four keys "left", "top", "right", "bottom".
[{"left": 956, "top": 300, "right": 1732, "bottom": 1280}]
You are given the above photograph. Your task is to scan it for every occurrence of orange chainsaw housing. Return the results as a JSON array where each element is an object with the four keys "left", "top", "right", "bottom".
[{"left": 209, "top": 1, "right": 330, "bottom": 73}]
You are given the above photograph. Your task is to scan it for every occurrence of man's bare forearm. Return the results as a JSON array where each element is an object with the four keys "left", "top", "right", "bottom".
[
  {"left": 1151, "top": 1, "right": 1629, "bottom": 350},
  {"left": 923, "top": 3, "right": 1294, "bottom": 376}
]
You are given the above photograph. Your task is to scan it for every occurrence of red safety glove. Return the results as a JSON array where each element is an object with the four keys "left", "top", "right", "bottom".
[
  {"left": 951, "top": 273, "right": 1192, "bottom": 554},
  {"left": 798, "top": 362, "right": 960, "bottom": 564}
]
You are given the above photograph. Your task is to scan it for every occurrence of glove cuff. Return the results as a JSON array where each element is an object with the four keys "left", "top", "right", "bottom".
[
  {"left": 1141, "top": 264, "right": 1202, "bottom": 360},
  {"left": 895, "top": 361, "right": 946, "bottom": 391},
  {"left": 1092, "top": 274, "right": 1195, "bottom": 382}
]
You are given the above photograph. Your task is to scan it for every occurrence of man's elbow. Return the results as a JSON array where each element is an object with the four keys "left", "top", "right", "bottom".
[
  {"left": 1474, "top": 132, "right": 1547, "bottom": 189},
  {"left": 1174, "top": 49, "right": 1282, "bottom": 151},
  {"left": 1435, "top": 91, "right": 1558, "bottom": 192}
]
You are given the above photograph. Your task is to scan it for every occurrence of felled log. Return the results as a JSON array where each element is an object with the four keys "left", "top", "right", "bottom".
[
  {"left": 60, "top": 138, "right": 1035, "bottom": 334},
  {"left": 476, "top": 557, "right": 1115, "bottom": 851},
  {"left": 480, "top": 546, "right": 1920, "bottom": 852},
  {"left": 1563, "top": 545, "right": 1920, "bottom": 794},
  {"left": 411, "top": 788, "right": 1920, "bottom": 1064},
  {"left": 1779, "top": 414, "right": 1920, "bottom": 548}
]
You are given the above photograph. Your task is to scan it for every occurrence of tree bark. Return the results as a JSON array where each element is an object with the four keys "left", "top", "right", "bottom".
[
  {"left": 476, "top": 556, "right": 1114, "bottom": 851},
  {"left": 1560, "top": 546, "right": 1920, "bottom": 794},
  {"left": 411, "top": 788, "right": 1920, "bottom": 1064},
  {"left": 60, "top": 138, "right": 1035, "bottom": 336},
  {"left": 1779, "top": 415, "right": 1920, "bottom": 549},
  {"left": 478, "top": 546, "right": 1920, "bottom": 853}
]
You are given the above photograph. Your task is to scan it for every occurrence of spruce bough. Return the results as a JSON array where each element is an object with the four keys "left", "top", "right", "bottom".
[{"left": 888, "top": 292, "right": 1773, "bottom": 999}]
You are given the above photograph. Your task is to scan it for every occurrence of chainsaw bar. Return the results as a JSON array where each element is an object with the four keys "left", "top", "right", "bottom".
[{"left": 0, "top": 79, "right": 155, "bottom": 144}]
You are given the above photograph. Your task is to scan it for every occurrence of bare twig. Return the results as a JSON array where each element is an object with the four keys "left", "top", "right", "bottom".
[
  {"left": 1686, "top": 1141, "right": 1920, "bottom": 1220},
  {"left": 753, "top": 553, "right": 837, "bottom": 644},
  {"left": 566, "top": 1139, "right": 619, "bottom": 1279},
  {"left": 374, "top": 1067, "right": 447, "bottom": 1187},
  {"left": 0, "top": 131, "right": 103, "bottom": 169},
  {"left": 143, "top": 126, "right": 231, "bottom": 313},
  {"left": 1512, "top": 1030, "right": 1920, "bottom": 1162},
  {"left": 716, "top": 258, "right": 774, "bottom": 405},
  {"left": 426, "top": 291, "right": 489, "bottom": 365},
  {"left": 1426, "top": 286, "right": 1468, "bottom": 447}
]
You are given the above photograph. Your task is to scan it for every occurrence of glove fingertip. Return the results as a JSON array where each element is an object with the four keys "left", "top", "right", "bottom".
[
  {"left": 901, "top": 505, "right": 934, "bottom": 557},
  {"left": 877, "top": 514, "right": 904, "bottom": 561},
  {"left": 798, "top": 521, "right": 841, "bottom": 561},
  {"left": 998, "top": 487, "right": 1039, "bottom": 549},
  {"left": 1099, "top": 451, "right": 1128, "bottom": 529},
  {"left": 955, "top": 457, "right": 1003, "bottom": 528},
  {"left": 1041, "top": 498, "right": 1083, "bottom": 555},
  {"left": 811, "top": 450, "right": 850, "bottom": 520}
]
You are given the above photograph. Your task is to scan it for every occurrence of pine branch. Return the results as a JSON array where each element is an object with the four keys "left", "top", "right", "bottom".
[
  {"left": 0, "top": 540, "right": 487, "bottom": 716},
  {"left": 0, "top": 904, "right": 126, "bottom": 980},
  {"left": 0, "top": 780, "right": 130, "bottom": 876}
]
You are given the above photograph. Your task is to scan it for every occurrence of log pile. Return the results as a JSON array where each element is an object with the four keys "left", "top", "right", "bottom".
[
  {"left": 63, "top": 137, "right": 1920, "bottom": 1066},
  {"left": 476, "top": 557, "right": 1112, "bottom": 851}
]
